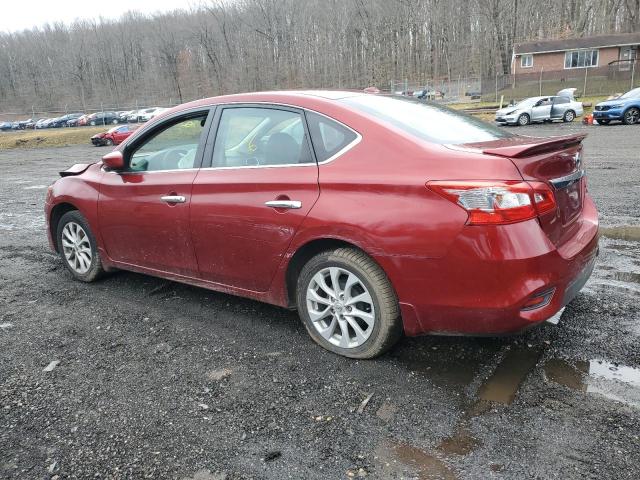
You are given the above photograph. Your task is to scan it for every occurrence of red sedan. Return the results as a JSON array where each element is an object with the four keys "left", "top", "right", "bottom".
[
  {"left": 91, "top": 125, "right": 137, "bottom": 147},
  {"left": 45, "top": 91, "right": 598, "bottom": 358}
]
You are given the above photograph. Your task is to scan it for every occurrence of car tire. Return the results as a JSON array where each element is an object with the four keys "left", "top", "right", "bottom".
[
  {"left": 105, "top": 138, "right": 114, "bottom": 146},
  {"left": 623, "top": 107, "right": 639, "bottom": 125},
  {"left": 56, "top": 210, "right": 105, "bottom": 282},
  {"left": 90, "top": 121, "right": 96, "bottom": 126},
  {"left": 296, "top": 247, "right": 402, "bottom": 359},
  {"left": 563, "top": 110, "right": 576, "bottom": 122},
  {"left": 517, "top": 113, "right": 530, "bottom": 126},
  {"left": 112, "top": 119, "right": 118, "bottom": 125}
]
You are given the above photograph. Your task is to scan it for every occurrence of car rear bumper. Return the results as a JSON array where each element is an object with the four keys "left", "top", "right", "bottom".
[{"left": 381, "top": 194, "right": 599, "bottom": 336}]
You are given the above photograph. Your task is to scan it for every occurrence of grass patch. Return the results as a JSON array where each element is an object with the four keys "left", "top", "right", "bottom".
[{"left": 0, "top": 126, "right": 109, "bottom": 150}]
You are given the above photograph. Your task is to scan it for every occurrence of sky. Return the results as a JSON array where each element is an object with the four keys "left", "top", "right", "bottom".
[{"left": 0, "top": 0, "right": 197, "bottom": 33}]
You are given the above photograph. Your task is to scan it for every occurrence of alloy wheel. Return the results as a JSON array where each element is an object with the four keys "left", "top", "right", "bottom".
[
  {"left": 625, "top": 108, "right": 639, "bottom": 124},
  {"left": 61, "top": 222, "right": 92, "bottom": 274},
  {"left": 306, "top": 267, "right": 375, "bottom": 348}
]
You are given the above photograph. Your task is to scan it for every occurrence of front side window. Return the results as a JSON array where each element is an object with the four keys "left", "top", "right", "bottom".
[
  {"left": 306, "top": 112, "right": 358, "bottom": 162},
  {"left": 564, "top": 49, "right": 599, "bottom": 68},
  {"left": 212, "top": 107, "right": 313, "bottom": 167},
  {"left": 128, "top": 113, "right": 208, "bottom": 172},
  {"left": 342, "top": 95, "right": 512, "bottom": 145},
  {"left": 521, "top": 54, "right": 533, "bottom": 68}
]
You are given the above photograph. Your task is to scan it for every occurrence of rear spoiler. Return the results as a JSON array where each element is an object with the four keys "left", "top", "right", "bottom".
[
  {"left": 59, "top": 163, "right": 92, "bottom": 177},
  {"left": 481, "top": 134, "right": 587, "bottom": 158}
]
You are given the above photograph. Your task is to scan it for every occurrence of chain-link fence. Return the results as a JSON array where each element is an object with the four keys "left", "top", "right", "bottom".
[
  {"left": 481, "top": 60, "right": 638, "bottom": 101},
  {"left": 388, "top": 76, "right": 482, "bottom": 103}
]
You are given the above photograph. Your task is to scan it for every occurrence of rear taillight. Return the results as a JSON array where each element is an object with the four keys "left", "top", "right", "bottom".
[{"left": 427, "top": 181, "right": 557, "bottom": 225}]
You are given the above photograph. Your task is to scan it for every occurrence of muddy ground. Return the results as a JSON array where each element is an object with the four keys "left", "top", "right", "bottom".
[{"left": 1, "top": 122, "right": 639, "bottom": 480}]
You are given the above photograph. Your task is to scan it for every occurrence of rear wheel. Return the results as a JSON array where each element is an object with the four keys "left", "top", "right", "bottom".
[
  {"left": 296, "top": 248, "right": 402, "bottom": 359},
  {"left": 105, "top": 138, "right": 114, "bottom": 146},
  {"left": 563, "top": 110, "right": 576, "bottom": 122},
  {"left": 112, "top": 119, "right": 118, "bottom": 125},
  {"left": 517, "top": 113, "right": 530, "bottom": 126},
  {"left": 56, "top": 210, "right": 105, "bottom": 282},
  {"left": 623, "top": 107, "right": 639, "bottom": 125}
]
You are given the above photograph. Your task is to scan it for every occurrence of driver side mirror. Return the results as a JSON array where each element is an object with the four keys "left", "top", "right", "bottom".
[{"left": 102, "top": 150, "right": 124, "bottom": 170}]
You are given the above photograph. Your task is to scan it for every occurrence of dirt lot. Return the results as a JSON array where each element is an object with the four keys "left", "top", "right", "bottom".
[{"left": 1, "top": 122, "right": 639, "bottom": 480}]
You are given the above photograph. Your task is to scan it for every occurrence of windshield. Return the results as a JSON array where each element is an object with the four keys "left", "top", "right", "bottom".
[
  {"left": 341, "top": 95, "right": 512, "bottom": 145},
  {"left": 619, "top": 88, "right": 640, "bottom": 99},
  {"left": 514, "top": 98, "right": 539, "bottom": 108}
]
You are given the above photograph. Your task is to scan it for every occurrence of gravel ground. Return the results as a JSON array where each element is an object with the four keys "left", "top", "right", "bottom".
[{"left": 1, "top": 123, "right": 639, "bottom": 480}]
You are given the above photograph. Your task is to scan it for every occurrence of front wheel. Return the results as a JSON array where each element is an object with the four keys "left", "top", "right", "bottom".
[
  {"left": 56, "top": 210, "right": 105, "bottom": 282},
  {"left": 563, "top": 110, "right": 576, "bottom": 122},
  {"left": 90, "top": 121, "right": 96, "bottom": 126},
  {"left": 517, "top": 113, "right": 530, "bottom": 126},
  {"left": 296, "top": 248, "right": 402, "bottom": 359},
  {"left": 105, "top": 138, "right": 114, "bottom": 146},
  {"left": 623, "top": 107, "right": 639, "bottom": 125}
]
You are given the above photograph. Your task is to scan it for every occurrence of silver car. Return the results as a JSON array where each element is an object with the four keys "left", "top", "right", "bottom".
[{"left": 495, "top": 88, "right": 583, "bottom": 126}]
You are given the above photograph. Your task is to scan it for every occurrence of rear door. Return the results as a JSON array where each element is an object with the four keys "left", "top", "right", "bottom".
[{"left": 190, "top": 104, "right": 319, "bottom": 292}]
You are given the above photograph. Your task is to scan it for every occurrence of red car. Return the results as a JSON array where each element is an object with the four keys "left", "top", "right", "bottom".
[
  {"left": 45, "top": 91, "right": 598, "bottom": 358},
  {"left": 91, "top": 125, "right": 137, "bottom": 147}
]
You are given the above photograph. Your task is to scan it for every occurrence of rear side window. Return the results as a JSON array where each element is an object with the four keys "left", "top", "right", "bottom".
[
  {"left": 212, "top": 107, "right": 313, "bottom": 167},
  {"left": 306, "top": 112, "right": 358, "bottom": 162},
  {"left": 341, "top": 95, "right": 512, "bottom": 145}
]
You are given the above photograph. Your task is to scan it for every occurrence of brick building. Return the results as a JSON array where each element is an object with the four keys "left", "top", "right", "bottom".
[{"left": 512, "top": 32, "right": 640, "bottom": 74}]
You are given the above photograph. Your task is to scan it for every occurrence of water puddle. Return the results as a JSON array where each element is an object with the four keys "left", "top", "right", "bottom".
[
  {"left": 377, "top": 442, "right": 458, "bottom": 480},
  {"left": 544, "top": 359, "right": 640, "bottom": 408},
  {"left": 600, "top": 226, "right": 640, "bottom": 242},
  {"left": 477, "top": 348, "right": 542, "bottom": 404}
]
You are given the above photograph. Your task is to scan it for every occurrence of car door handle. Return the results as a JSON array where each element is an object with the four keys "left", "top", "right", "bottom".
[
  {"left": 160, "top": 195, "right": 186, "bottom": 204},
  {"left": 264, "top": 200, "right": 302, "bottom": 209}
]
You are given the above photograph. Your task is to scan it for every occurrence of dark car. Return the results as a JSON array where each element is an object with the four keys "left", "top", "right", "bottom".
[
  {"left": 45, "top": 91, "right": 598, "bottom": 359},
  {"left": 50, "top": 113, "right": 84, "bottom": 128},
  {"left": 87, "top": 111, "right": 119, "bottom": 126}
]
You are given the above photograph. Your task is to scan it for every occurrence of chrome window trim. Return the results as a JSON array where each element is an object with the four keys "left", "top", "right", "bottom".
[
  {"left": 102, "top": 102, "right": 362, "bottom": 174},
  {"left": 198, "top": 102, "right": 362, "bottom": 171}
]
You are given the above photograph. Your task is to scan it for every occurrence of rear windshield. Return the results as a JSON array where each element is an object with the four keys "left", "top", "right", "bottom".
[{"left": 341, "top": 95, "right": 512, "bottom": 144}]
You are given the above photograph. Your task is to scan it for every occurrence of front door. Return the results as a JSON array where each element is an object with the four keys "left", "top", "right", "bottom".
[
  {"left": 531, "top": 97, "right": 552, "bottom": 121},
  {"left": 98, "top": 110, "right": 213, "bottom": 277},
  {"left": 190, "top": 105, "right": 320, "bottom": 292}
]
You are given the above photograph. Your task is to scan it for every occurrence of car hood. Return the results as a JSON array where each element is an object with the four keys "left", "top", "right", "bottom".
[
  {"left": 495, "top": 106, "right": 520, "bottom": 115},
  {"left": 597, "top": 98, "right": 635, "bottom": 107}
]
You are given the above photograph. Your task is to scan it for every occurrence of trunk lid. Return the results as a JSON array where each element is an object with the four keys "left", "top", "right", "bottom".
[{"left": 464, "top": 134, "right": 587, "bottom": 246}]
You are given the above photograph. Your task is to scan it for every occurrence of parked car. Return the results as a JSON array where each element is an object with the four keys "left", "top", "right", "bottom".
[
  {"left": 414, "top": 87, "right": 444, "bottom": 100},
  {"left": 0, "top": 121, "right": 14, "bottom": 131},
  {"left": 127, "top": 109, "right": 145, "bottom": 123},
  {"left": 495, "top": 88, "right": 583, "bottom": 126},
  {"left": 35, "top": 118, "right": 55, "bottom": 129},
  {"left": 87, "top": 111, "right": 119, "bottom": 126},
  {"left": 67, "top": 114, "right": 89, "bottom": 127},
  {"left": 138, "top": 107, "right": 168, "bottom": 122},
  {"left": 118, "top": 110, "right": 134, "bottom": 123},
  {"left": 593, "top": 87, "right": 640, "bottom": 125},
  {"left": 45, "top": 91, "right": 598, "bottom": 359},
  {"left": 91, "top": 125, "right": 137, "bottom": 146},
  {"left": 23, "top": 118, "right": 41, "bottom": 129},
  {"left": 50, "top": 113, "right": 84, "bottom": 128}
]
